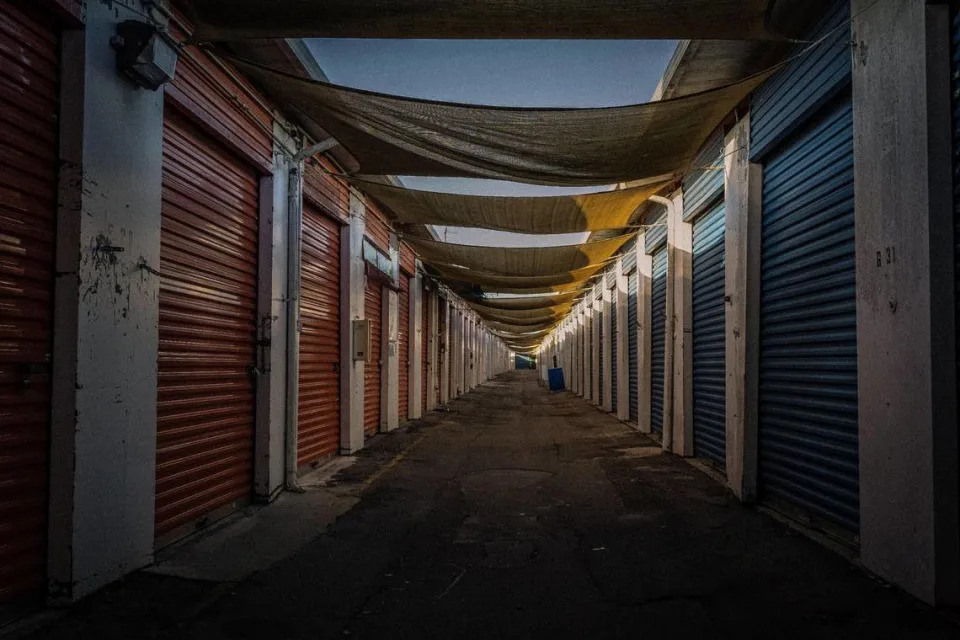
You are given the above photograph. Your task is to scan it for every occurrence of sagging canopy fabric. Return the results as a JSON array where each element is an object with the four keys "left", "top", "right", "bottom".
[
  {"left": 351, "top": 177, "right": 665, "bottom": 234},
  {"left": 231, "top": 57, "right": 775, "bottom": 186},
  {"left": 471, "top": 309, "right": 565, "bottom": 328},
  {"left": 486, "top": 320, "right": 556, "bottom": 335},
  {"left": 185, "top": 1, "right": 813, "bottom": 41},
  {"left": 467, "top": 293, "right": 579, "bottom": 311},
  {"left": 434, "top": 263, "right": 605, "bottom": 291},
  {"left": 404, "top": 234, "right": 631, "bottom": 278},
  {"left": 467, "top": 304, "right": 570, "bottom": 324}
]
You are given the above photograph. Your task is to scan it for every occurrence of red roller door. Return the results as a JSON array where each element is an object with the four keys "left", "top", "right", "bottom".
[
  {"left": 364, "top": 279, "right": 382, "bottom": 435},
  {"left": 398, "top": 276, "right": 410, "bottom": 420},
  {"left": 0, "top": 2, "right": 59, "bottom": 605},
  {"left": 297, "top": 203, "right": 341, "bottom": 465},
  {"left": 156, "top": 107, "right": 259, "bottom": 539}
]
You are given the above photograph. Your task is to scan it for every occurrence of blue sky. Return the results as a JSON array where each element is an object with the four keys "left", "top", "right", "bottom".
[{"left": 306, "top": 39, "right": 677, "bottom": 246}]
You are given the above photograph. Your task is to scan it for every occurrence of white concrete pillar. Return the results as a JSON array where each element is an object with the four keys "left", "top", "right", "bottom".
[
  {"left": 592, "top": 287, "right": 601, "bottom": 405},
  {"left": 48, "top": 0, "right": 163, "bottom": 601},
  {"left": 602, "top": 280, "right": 614, "bottom": 412},
  {"left": 724, "top": 116, "right": 761, "bottom": 502},
  {"left": 616, "top": 257, "right": 630, "bottom": 421},
  {"left": 409, "top": 268, "right": 422, "bottom": 419},
  {"left": 382, "top": 285, "right": 399, "bottom": 432},
  {"left": 440, "top": 297, "right": 450, "bottom": 404},
  {"left": 852, "top": 0, "right": 959, "bottom": 606},
  {"left": 667, "top": 191, "right": 692, "bottom": 456},
  {"left": 427, "top": 289, "right": 439, "bottom": 410},
  {"left": 637, "top": 234, "right": 653, "bottom": 433},
  {"left": 341, "top": 194, "right": 366, "bottom": 452}
]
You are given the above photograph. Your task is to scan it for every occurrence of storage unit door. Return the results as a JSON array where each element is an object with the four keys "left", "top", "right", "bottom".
[
  {"left": 157, "top": 108, "right": 259, "bottom": 539},
  {"left": 0, "top": 2, "right": 59, "bottom": 605},
  {"left": 692, "top": 201, "right": 726, "bottom": 467},
  {"left": 398, "top": 276, "right": 410, "bottom": 420},
  {"left": 611, "top": 296, "right": 618, "bottom": 412},
  {"left": 650, "top": 248, "right": 668, "bottom": 435},
  {"left": 627, "top": 271, "right": 639, "bottom": 422},
  {"left": 364, "top": 281, "right": 382, "bottom": 435},
  {"left": 297, "top": 203, "right": 341, "bottom": 466},
  {"left": 758, "top": 96, "right": 858, "bottom": 533},
  {"left": 598, "top": 308, "right": 603, "bottom": 399}
]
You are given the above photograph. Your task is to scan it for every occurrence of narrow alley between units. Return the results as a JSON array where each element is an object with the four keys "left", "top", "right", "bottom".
[{"left": 27, "top": 371, "right": 953, "bottom": 640}]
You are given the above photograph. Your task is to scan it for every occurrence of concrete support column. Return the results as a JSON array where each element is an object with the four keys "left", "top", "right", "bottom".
[
  {"left": 440, "top": 298, "right": 450, "bottom": 404},
  {"left": 852, "top": 0, "right": 959, "bottom": 606},
  {"left": 382, "top": 285, "right": 399, "bottom": 431},
  {"left": 724, "top": 116, "right": 761, "bottom": 501},
  {"left": 637, "top": 234, "right": 653, "bottom": 433},
  {"left": 602, "top": 283, "right": 614, "bottom": 412},
  {"left": 667, "top": 191, "right": 693, "bottom": 456},
  {"left": 341, "top": 194, "right": 366, "bottom": 453},
  {"left": 427, "top": 289, "right": 439, "bottom": 410},
  {"left": 616, "top": 257, "right": 630, "bottom": 421},
  {"left": 592, "top": 290, "right": 601, "bottom": 405},
  {"left": 48, "top": 0, "right": 162, "bottom": 600},
  {"left": 409, "top": 268, "right": 423, "bottom": 419}
]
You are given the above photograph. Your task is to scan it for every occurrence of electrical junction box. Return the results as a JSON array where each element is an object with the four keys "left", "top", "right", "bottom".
[{"left": 353, "top": 319, "right": 371, "bottom": 361}]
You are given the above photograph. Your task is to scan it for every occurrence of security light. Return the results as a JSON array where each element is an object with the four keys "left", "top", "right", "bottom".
[{"left": 111, "top": 20, "right": 178, "bottom": 91}]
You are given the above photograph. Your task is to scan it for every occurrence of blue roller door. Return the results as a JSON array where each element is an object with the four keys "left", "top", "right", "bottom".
[
  {"left": 628, "top": 271, "right": 639, "bottom": 422},
  {"left": 692, "top": 201, "right": 726, "bottom": 467},
  {"left": 757, "top": 96, "right": 857, "bottom": 532},
  {"left": 650, "top": 247, "right": 668, "bottom": 435},
  {"left": 611, "top": 295, "right": 618, "bottom": 412}
]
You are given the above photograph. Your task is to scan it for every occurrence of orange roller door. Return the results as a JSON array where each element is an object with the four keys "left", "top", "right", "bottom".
[
  {"left": 297, "top": 203, "right": 341, "bottom": 464},
  {"left": 398, "top": 276, "right": 410, "bottom": 420},
  {"left": 0, "top": 2, "right": 59, "bottom": 606},
  {"left": 156, "top": 107, "right": 258, "bottom": 539},
  {"left": 363, "top": 280, "right": 382, "bottom": 435}
]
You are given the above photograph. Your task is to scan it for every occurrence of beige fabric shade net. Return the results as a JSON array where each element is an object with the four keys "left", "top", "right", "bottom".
[
  {"left": 352, "top": 177, "right": 665, "bottom": 234},
  {"left": 185, "top": 0, "right": 810, "bottom": 41},
  {"left": 231, "top": 57, "right": 774, "bottom": 186}
]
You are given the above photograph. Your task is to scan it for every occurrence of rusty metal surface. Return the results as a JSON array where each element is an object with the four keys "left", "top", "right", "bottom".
[
  {"left": 298, "top": 202, "right": 341, "bottom": 464},
  {"left": 0, "top": 1, "right": 58, "bottom": 605},
  {"left": 364, "top": 280, "right": 382, "bottom": 435},
  {"left": 303, "top": 156, "right": 348, "bottom": 222},
  {"left": 399, "top": 240, "right": 416, "bottom": 276},
  {"left": 156, "top": 107, "right": 259, "bottom": 539},
  {"left": 364, "top": 201, "right": 391, "bottom": 252},
  {"left": 398, "top": 275, "right": 410, "bottom": 419}
]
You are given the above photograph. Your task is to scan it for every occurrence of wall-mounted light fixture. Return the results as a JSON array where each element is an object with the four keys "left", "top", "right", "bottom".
[{"left": 110, "top": 20, "right": 178, "bottom": 91}]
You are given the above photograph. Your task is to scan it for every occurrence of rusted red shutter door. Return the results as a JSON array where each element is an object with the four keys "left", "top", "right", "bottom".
[
  {"left": 156, "top": 108, "right": 258, "bottom": 540},
  {"left": 0, "top": 2, "right": 59, "bottom": 605},
  {"left": 298, "top": 203, "right": 341, "bottom": 465},
  {"left": 364, "top": 281, "right": 382, "bottom": 435},
  {"left": 421, "top": 281, "right": 428, "bottom": 410},
  {"left": 398, "top": 276, "right": 409, "bottom": 420}
]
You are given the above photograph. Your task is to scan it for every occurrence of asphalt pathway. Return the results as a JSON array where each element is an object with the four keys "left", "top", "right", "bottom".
[{"left": 27, "top": 370, "right": 956, "bottom": 639}]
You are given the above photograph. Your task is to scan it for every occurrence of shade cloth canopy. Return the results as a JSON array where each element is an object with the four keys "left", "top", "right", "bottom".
[
  {"left": 185, "top": 0, "right": 816, "bottom": 41},
  {"left": 434, "top": 263, "right": 606, "bottom": 291},
  {"left": 231, "top": 57, "right": 775, "bottom": 186},
  {"left": 486, "top": 320, "right": 557, "bottom": 335},
  {"left": 405, "top": 234, "right": 631, "bottom": 278},
  {"left": 466, "top": 293, "right": 579, "bottom": 311},
  {"left": 467, "top": 303, "right": 571, "bottom": 323},
  {"left": 352, "top": 177, "right": 665, "bottom": 234},
  {"left": 470, "top": 309, "right": 565, "bottom": 328}
]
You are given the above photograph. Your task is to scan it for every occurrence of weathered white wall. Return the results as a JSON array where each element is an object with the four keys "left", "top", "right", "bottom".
[
  {"left": 48, "top": 0, "right": 162, "bottom": 601},
  {"left": 341, "top": 195, "right": 366, "bottom": 453},
  {"left": 409, "top": 269, "right": 422, "bottom": 419},
  {"left": 667, "top": 192, "right": 692, "bottom": 456},
  {"left": 382, "top": 286, "right": 399, "bottom": 431},
  {"left": 852, "top": 0, "right": 959, "bottom": 605},
  {"left": 637, "top": 234, "right": 653, "bottom": 433}
]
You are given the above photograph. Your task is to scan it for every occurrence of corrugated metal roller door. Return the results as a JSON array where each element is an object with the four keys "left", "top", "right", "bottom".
[
  {"left": 758, "top": 96, "right": 858, "bottom": 533},
  {"left": 399, "top": 275, "right": 410, "bottom": 420},
  {"left": 692, "top": 201, "right": 726, "bottom": 467},
  {"left": 297, "top": 203, "right": 340, "bottom": 465},
  {"left": 650, "top": 248, "right": 668, "bottom": 435},
  {"left": 611, "top": 295, "right": 618, "bottom": 412},
  {"left": 0, "top": 2, "right": 59, "bottom": 604},
  {"left": 157, "top": 108, "right": 258, "bottom": 538},
  {"left": 598, "top": 307, "right": 603, "bottom": 398},
  {"left": 364, "top": 280, "right": 382, "bottom": 435},
  {"left": 628, "top": 271, "right": 639, "bottom": 422}
]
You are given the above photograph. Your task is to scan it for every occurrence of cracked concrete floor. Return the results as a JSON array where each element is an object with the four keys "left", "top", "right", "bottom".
[{"left": 27, "top": 370, "right": 957, "bottom": 639}]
